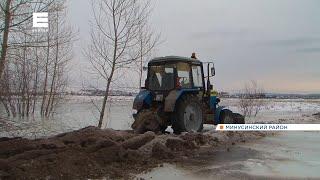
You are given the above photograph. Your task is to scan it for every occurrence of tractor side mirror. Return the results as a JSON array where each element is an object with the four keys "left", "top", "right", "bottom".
[{"left": 211, "top": 66, "right": 215, "bottom": 76}]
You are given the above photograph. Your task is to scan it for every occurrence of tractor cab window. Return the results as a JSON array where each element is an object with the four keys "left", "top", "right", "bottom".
[
  {"left": 148, "top": 65, "right": 174, "bottom": 90},
  {"left": 177, "top": 63, "right": 191, "bottom": 88},
  {"left": 192, "top": 65, "right": 203, "bottom": 87}
]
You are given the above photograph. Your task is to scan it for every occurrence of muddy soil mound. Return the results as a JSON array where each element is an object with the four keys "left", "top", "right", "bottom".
[{"left": 0, "top": 126, "right": 227, "bottom": 179}]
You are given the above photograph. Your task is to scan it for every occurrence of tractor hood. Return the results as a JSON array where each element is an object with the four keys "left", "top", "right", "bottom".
[{"left": 133, "top": 89, "right": 152, "bottom": 111}]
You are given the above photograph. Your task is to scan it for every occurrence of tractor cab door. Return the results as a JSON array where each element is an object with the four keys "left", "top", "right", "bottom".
[
  {"left": 147, "top": 65, "right": 175, "bottom": 91},
  {"left": 191, "top": 65, "right": 204, "bottom": 89},
  {"left": 176, "top": 63, "right": 192, "bottom": 89},
  {"left": 176, "top": 62, "right": 204, "bottom": 91}
]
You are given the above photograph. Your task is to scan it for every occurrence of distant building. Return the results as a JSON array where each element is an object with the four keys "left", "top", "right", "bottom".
[{"left": 218, "top": 91, "right": 230, "bottom": 98}]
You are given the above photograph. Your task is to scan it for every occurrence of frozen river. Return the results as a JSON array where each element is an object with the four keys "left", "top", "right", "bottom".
[
  {"left": 243, "top": 131, "right": 320, "bottom": 178},
  {"left": 0, "top": 96, "right": 135, "bottom": 138},
  {"left": 138, "top": 131, "right": 320, "bottom": 179},
  {"left": 0, "top": 96, "right": 319, "bottom": 138}
]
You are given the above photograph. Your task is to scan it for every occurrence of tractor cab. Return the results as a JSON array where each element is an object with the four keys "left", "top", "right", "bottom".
[
  {"left": 145, "top": 56, "right": 205, "bottom": 94},
  {"left": 132, "top": 55, "right": 244, "bottom": 134}
]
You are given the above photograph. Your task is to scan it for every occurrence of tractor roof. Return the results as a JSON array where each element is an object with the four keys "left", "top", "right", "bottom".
[{"left": 148, "top": 56, "right": 202, "bottom": 65}]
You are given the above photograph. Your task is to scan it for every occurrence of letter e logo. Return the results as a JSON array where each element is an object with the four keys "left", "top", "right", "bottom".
[{"left": 33, "top": 12, "right": 48, "bottom": 28}]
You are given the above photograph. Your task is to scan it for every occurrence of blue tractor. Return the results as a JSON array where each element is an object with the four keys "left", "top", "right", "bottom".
[{"left": 132, "top": 55, "right": 244, "bottom": 134}]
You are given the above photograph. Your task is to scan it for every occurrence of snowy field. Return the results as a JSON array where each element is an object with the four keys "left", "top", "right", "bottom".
[{"left": 0, "top": 96, "right": 319, "bottom": 138}]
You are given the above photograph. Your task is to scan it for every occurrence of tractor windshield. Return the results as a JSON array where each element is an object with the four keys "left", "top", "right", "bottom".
[{"left": 148, "top": 65, "right": 174, "bottom": 90}]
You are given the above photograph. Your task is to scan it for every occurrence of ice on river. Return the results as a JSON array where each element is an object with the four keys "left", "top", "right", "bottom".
[{"left": 0, "top": 96, "right": 319, "bottom": 138}]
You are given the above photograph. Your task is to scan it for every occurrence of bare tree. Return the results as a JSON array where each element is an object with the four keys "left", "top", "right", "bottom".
[
  {"left": 238, "top": 80, "right": 266, "bottom": 118},
  {"left": 86, "top": 0, "right": 157, "bottom": 128},
  {"left": 0, "top": 0, "right": 74, "bottom": 118},
  {"left": 0, "top": 0, "right": 54, "bottom": 79},
  {"left": 42, "top": 1, "right": 74, "bottom": 117}
]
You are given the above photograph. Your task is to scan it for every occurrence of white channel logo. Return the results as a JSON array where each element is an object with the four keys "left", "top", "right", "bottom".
[{"left": 33, "top": 12, "right": 48, "bottom": 28}]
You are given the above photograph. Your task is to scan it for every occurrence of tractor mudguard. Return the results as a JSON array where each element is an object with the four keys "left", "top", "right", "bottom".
[
  {"left": 164, "top": 89, "right": 199, "bottom": 112},
  {"left": 133, "top": 89, "right": 152, "bottom": 111},
  {"left": 214, "top": 106, "right": 228, "bottom": 125}
]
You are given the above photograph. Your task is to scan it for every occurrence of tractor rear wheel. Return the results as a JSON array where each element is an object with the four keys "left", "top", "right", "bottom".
[{"left": 172, "top": 95, "right": 204, "bottom": 134}]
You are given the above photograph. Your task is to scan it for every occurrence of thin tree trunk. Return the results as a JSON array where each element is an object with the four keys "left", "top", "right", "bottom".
[
  {"left": 0, "top": 100, "right": 10, "bottom": 116},
  {"left": 98, "top": 7, "right": 119, "bottom": 128},
  {"left": 21, "top": 35, "right": 27, "bottom": 117},
  {"left": 98, "top": 74, "right": 114, "bottom": 128},
  {"left": 45, "top": 54, "right": 58, "bottom": 116},
  {"left": 5, "top": 68, "right": 15, "bottom": 117},
  {"left": 99, "top": 79, "right": 110, "bottom": 128},
  {"left": 41, "top": 32, "right": 50, "bottom": 115},
  {"left": 49, "top": 85, "right": 57, "bottom": 114},
  {"left": 139, "top": 37, "right": 143, "bottom": 88},
  {"left": 98, "top": 55, "right": 116, "bottom": 127},
  {"left": 0, "top": 0, "right": 12, "bottom": 79},
  {"left": 45, "top": 11, "right": 59, "bottom": 117},
  {"left": 32, "top": 32, "right": 40, "bottom": 114}
]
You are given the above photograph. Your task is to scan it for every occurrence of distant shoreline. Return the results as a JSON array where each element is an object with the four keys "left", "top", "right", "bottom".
[{"left": 63, "top": 94, "right": 320, "bottom": 100}]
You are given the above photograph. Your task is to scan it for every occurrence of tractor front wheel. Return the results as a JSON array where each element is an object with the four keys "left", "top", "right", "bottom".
[
  {"left": 131, "top": 109, "right": 167, "bottom": 134},
  {"left": 172, "top": 95, "right": 204, "bottom": 134}
]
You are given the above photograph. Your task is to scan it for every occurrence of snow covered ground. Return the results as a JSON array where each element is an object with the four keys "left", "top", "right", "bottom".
[{"left": 222, "top": 98, "right": 320, "bottom": 113}]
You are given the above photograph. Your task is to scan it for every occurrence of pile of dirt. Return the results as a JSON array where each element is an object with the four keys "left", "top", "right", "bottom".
[{"left": 0, "top": 126, "right": 230, "bottom": 179}]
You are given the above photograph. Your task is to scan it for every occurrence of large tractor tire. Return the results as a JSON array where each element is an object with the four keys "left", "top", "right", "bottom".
[
  {"left": 172, "top": 95, "right": 204, "bottom": 134},
  {"left": 131, "top": 109, "right": 167, "bottom": 134},
  {"left": 220, "top": 109, "right": 236, "bottom": 124}
]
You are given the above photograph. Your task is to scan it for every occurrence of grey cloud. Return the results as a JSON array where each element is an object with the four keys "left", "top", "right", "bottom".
[
  {"left": 296, "top": 47, "right": 320, "bottom": 53},
  {"left": 260, "top": 37, "right": 320, "bottom": 47},
  {"left": 190, "top": 28, "right": 250, "bottom": 40}
]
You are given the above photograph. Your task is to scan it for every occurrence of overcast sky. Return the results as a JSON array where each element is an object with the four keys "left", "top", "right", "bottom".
[{"left": 67, "top": 0, "right": 320, "bottom": 93}]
